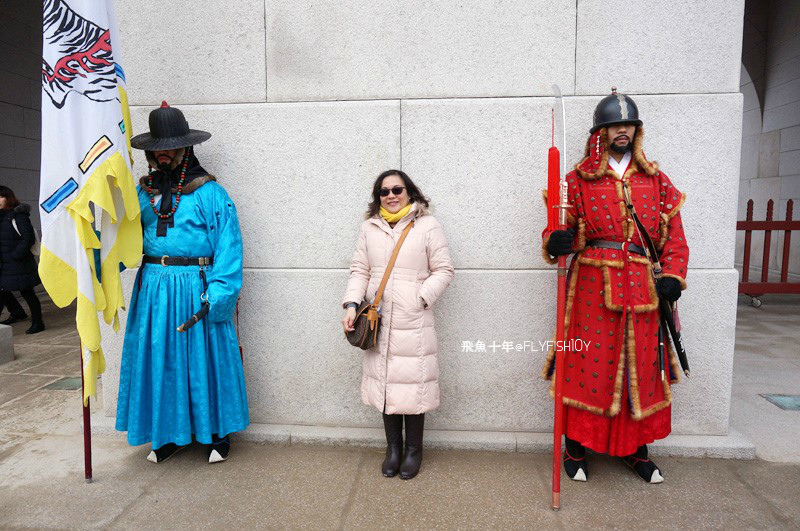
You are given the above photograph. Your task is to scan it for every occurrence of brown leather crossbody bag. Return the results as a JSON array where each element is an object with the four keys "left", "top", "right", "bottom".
[{"left": 346, "top": 220, "right": 415, "bottom": 350}]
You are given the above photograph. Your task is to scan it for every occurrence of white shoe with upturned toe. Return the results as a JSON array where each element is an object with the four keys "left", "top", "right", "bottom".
[{"left": 208, "top": 449, "right": 226, "bottom": 464}]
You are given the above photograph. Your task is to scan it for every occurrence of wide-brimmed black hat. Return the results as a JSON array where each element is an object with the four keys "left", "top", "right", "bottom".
[
  {"left": 590, "top": 88, "right": 643, "bottom": 134},
  {"left": 130, "top": 101, "right": 211, "bottom": 151}
]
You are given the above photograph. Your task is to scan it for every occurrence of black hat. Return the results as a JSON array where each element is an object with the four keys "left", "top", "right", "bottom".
[
  {"left": 590, "top": 88, "right": 643, "bottom": 134},
  {"left": 130, "top": 101, "right": 211, "bottom": 151}
]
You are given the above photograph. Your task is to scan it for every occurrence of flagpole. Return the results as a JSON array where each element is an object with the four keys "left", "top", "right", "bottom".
[
  {"left": 41, "top": 0, "right": 137, "bottom": 485},
  {"left": 81, "top": 354, "right": 93, "bottom": 483},
  {"left": 548, "top": 85, "right": 570, "bottom": 510}
]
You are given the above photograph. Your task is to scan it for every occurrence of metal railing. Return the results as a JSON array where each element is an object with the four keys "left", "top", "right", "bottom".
[{"left": 738, "top": 199, "right": 800, "bottom": 307}]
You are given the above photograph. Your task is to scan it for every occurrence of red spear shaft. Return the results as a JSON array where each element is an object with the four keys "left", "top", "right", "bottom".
[{"left": 547, "top": 109, "right": 569, "bottom": 510}]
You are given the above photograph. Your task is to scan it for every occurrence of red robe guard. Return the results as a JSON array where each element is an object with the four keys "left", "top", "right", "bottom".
[{"left": 542, "top": 92, "right": 689, "bottom": 481}]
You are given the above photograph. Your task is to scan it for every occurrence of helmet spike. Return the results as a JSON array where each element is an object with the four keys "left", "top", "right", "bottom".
[{"left": 161, "top": 100, "right": 169, "bottom": 108}]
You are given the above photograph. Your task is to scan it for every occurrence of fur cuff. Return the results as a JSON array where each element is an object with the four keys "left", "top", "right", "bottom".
[
  {"left": 664, "top": 192, "right": 686, "bottom": 221},
  {"left": 541, "top": 233, "right": 559, "bottom": 265},
  {"left": 661, "top": 273, "right": 687, "bottom": 290}
]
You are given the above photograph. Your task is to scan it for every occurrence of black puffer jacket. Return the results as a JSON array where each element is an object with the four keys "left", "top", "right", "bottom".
[{"left": 0, "top": 204, "right": 40, "bottom": 291}]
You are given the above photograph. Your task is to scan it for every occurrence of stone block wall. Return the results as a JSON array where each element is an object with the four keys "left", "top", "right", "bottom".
[
  {"left": 0, "top": 3, "right": 42, "bottom": 229},
  {"left": 98, "top": 1, "right": 745, "bottom": 439},
  {"left": 738, "top": 0, "right": 800, "bottom": 279}
]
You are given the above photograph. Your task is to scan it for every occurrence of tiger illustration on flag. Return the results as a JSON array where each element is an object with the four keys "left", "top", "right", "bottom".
[{"left": 42, "top": 0, "right": 119, "bottom": 109}]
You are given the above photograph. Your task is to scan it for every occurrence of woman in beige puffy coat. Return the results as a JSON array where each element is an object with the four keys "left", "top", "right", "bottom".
[{"left": 342, "top": 169, "right": 454, "bottom": 480}]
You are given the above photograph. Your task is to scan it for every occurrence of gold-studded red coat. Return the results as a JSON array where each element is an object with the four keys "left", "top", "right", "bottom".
[{"left": 541, "top": 127, "right": 689, "bottom": 423}]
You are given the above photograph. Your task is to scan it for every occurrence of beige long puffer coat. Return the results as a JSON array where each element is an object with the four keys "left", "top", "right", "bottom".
[{"left": 343, "top": 202, "right": 454, "bottom": 415}]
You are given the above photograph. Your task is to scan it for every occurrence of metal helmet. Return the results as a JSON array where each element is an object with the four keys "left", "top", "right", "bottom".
[{"left": 590, "top": 88, "right": 642, "bottom": 134}]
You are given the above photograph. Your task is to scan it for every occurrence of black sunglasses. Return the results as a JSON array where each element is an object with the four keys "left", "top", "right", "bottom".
[{"left": 379, "top": 186, "right": 406, "bottom": 197}]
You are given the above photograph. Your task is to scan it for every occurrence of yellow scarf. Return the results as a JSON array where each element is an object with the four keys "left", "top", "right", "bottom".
[{"left": 380, "top": 203, "right": 412, "bottom": 223}]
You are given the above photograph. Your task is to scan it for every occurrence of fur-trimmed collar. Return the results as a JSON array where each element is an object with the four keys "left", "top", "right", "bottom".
[
  {"left": 138, "top": 174, "right": 217, "bottom": 194},
  {"left": 13, "top": 203, "right": 31, "bottom": 215},
  {"left": 575, "top": 126, "right": 658, "bottom": 180}
]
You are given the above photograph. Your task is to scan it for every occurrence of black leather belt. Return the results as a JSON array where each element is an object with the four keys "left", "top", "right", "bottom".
[
  {"left": 143, "top": 255, "right": 214, "bottom": 267},
  {"left": 587, "top": 240, "right": 646, "bottom": 257}
]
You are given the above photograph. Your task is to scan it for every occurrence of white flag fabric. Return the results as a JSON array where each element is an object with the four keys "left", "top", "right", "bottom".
[{"left": 39, "top": 0, "right": 142, "bottom": 404}]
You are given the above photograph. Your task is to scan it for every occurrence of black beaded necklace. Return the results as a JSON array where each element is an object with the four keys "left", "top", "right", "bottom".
[{"left": 146, "top": 150, "right": 190, "bottom": 220}]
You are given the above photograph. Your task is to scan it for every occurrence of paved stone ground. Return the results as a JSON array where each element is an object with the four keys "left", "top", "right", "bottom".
[
  {"left": 0, "top": 295, "right": 798, "bottom": 529},
  {"left": 732, "top": 294, "right": 800, "bottom": 463}
]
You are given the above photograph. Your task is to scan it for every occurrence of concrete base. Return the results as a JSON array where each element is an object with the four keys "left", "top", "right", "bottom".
[
  {"left": 0, "top": 324, "right": 14, "bottom": 365},
  {"left": 92, "top": 415, "right": 755, "bottom": 459}
]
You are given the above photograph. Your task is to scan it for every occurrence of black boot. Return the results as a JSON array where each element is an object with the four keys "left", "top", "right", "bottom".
[
  {"left": 381, "top": 414, "right": 403, "bottom": 477},
  {"left": 0, "top": 313, "right": 26, "bottom": 325},
  {"left": 564, "top": 436, "right": 588, "bottom": 481},
  {"left": 22, "top": 289, "right": 43, "bottom": 334},
  {"left": 400, "top": 413, "right": 424, "bottom": 480},
  {"left": 622, "top": 444, "right": 663, "bottom": 483},
  {"left": 0, "top": 291, "right": 25, "bottom": 325},
  {"left": 26, "top": 318, "right": 45, "bottom": 334}
]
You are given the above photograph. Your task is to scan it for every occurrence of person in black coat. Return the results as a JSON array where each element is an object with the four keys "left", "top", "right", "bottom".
[{"left": 0, "top": 186, "right": 44, "bottom": 334}]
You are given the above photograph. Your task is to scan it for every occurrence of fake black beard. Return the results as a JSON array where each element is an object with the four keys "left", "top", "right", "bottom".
[
  {"left": 609, "top": 140, "right": 631, "bottom": 154},
  {"left": 157, "top": 160, "right": 172, "bottom": 171}
]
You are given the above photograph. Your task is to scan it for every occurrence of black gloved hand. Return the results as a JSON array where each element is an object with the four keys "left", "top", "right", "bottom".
[
  {"left": 546, "top": 228, "right": 575, "bottom": 257},
  {"left": 656, "top": 277, "right": 682, "bottom": 302}
]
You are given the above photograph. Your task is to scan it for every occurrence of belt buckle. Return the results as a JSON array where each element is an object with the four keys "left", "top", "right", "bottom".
[{"left": 160, "top": 255, "right": 169, "bottom": 267}]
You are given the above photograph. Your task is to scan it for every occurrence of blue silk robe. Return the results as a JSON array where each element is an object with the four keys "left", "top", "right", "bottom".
[{"left": 116, "top": 180, "right": 249, "bottom": 449}]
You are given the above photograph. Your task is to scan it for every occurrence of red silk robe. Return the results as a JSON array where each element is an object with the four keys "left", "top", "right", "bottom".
[{"left": 542, "top": 126, "right": 689, "bottom": 456}]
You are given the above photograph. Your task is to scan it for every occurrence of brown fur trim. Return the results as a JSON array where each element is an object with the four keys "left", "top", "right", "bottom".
[
  {"left": 607, "top": 316, "right": 628, "bottom": 417},
  {"left": 542, "top": 261, "right": 580, "bottom": 381},
  {"left": 577, "top": 255, "right": 650, "bottom": 270},
  {"left": 573, "top": 217, "right": 586, "bottom": 252},
  {"left": 664, "top": 192, "right": 686, "bottom": 221},
  {"left": 645, "top": 273, "right": 660, "bottom": 310},
  {"left": 628, "top": 310, "right": 678, "bottom": 420},
  {"left": 182, "top": 175, "right": 216, "bottom": 194},
  {"left": 661, "top": 273, "right": 688, "bottom": 290},
  {"left": 614, "top": 179, "right": 636, "bottom": 240},
  {"left": 138, "top": 174, "right": 217, "bottom": 194},
  {"left": 575, "top": 127, "right": 658, "bottom": 181},
  {"left": 541, "top": 234, "right": 559, "bottom": 265},
  {"left": 638, "top": 395, "right": 673, "bottom": 419},
  {"left": 562, "top": 396, "right": 605, "bottom": 416},
  {"left": 575, "top": 128, "right": 610, "bottom": 180},
  {"left": 600, "top": 266, "right": 660, "bottom": 313},
  {"left": 625, "top": 313, "right": 644, "bottom": 419},
  {"left": 638, "top": 367, "right": 674, "bottom": 419},
  {"left": 632, "top": 126, "right": 658, "bottom": 176},
  {"left": 656, "top": 212, "right": 669, "bottom": 250}
]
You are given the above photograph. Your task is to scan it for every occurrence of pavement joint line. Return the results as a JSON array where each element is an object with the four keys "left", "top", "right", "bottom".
[
  {"left": 336, "top": 450, "right": 367, "bottom": 531},
  {"left": 730, "top": 462, "right": 796, "bottom": 527},
  {"left": 0, "top": 376, "right": 64, "bottom": 410},
  {"left": 14, "top": 373, "right": 81, "bottom": 378},
  {"left": 104, "top": 474, "right": 161, "bottom": 529},
  {"left": 0, "top": 437, "right": 27, "bottom": 463},
  {"left": 2, "top": 350, "right": 79, "bottom": 375}
]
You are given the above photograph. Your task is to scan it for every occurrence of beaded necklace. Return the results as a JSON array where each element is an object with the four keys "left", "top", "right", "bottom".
[{"left": 146, "top": 150, "right": 190, "bottom": 220}]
